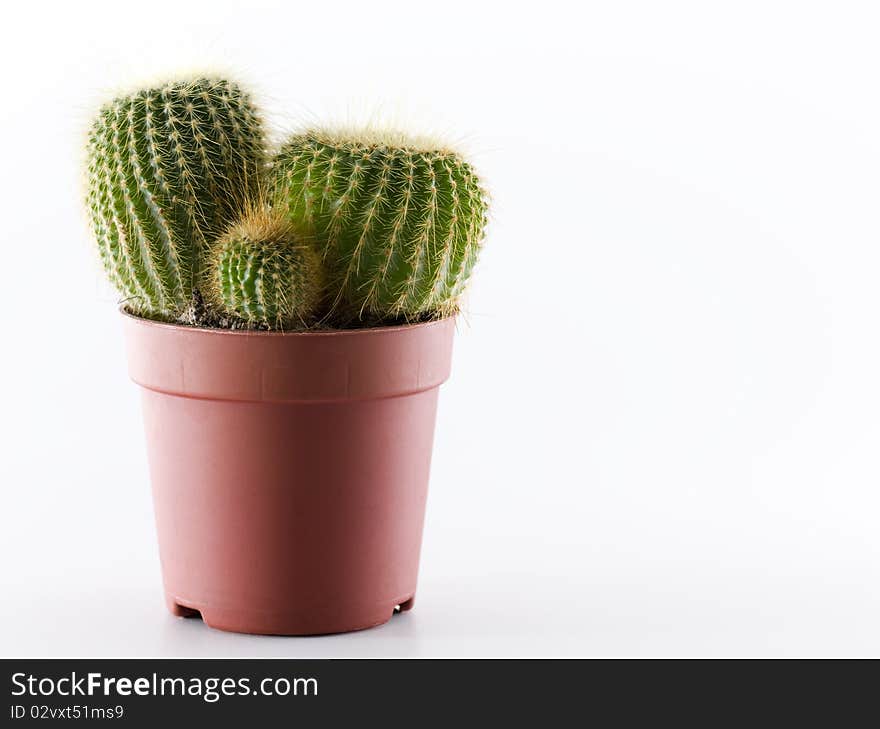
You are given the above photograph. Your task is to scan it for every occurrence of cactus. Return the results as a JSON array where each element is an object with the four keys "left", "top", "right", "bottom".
[
  {"left": 271, "top": 129, "right": 489, "bottom": 322},
  {"left": 85, "top": 77, "right": 266, "bottom": 320},
  {"left": 206, "top": 209, "right": 324, "bottom": 329}
]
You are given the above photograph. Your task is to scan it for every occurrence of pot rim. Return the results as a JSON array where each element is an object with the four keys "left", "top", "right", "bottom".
[
  {"left": 121, "top": 306, "right": 457, "bottom": 402},
  {"left": 120, "top": 306, "right": 455, "bottom": 338}
]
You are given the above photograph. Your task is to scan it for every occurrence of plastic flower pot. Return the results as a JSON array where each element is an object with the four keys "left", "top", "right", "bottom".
[{"left": 121, "top": 311, "right": 455, "bottom": 635}]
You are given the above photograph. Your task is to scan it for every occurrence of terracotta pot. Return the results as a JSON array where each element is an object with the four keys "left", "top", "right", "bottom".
[{"left": 122, "top": 311, "right": 455, "bottom": 635}]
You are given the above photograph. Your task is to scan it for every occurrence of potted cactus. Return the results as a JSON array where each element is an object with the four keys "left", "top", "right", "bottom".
[{"left": 85, "top": 76, "right": 489, "bottom": 635}]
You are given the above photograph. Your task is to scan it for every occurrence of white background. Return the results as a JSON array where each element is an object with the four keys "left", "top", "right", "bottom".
[{"left": 2, "top": 0, "right": 879, "bottom": 657}]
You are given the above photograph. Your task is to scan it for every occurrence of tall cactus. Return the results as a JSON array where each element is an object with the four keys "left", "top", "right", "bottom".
[
  {"left": 271, "top": 130, "right": 489, "bottom": 322},
  {"left": 206, "top": 209, "right": 324, "bottom": 329},
  {"left": 85, "top": 77, "right": 266, "bottom": 320}
]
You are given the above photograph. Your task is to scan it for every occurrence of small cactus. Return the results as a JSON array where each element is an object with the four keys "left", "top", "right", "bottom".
[
  {"left": 206, "top": 209, "right": 324, "bottom": 329},
  {"left": 85, "top": 77, "right": 266, "bottom": 320},
  {"left": 271, "top": 129, "right": 489, "bottom": 322}
]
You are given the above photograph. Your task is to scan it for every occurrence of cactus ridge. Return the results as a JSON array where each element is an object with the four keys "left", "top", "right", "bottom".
[
  {"left": 86, "top": 77, "right": 266, "bottom": 319},
  {"left": 272, "top": 130, "right": 489, "bottom": 321},
  {"left": 207, "top": 209, "right": 324, "bottom": 329}
]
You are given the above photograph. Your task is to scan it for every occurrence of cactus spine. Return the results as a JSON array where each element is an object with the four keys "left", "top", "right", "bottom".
[
  {"left": 206, "top": 210, "right": 324, "bottom": 329},
  {"left": 272, "top": 130, "right": 489, "bottom": 321},
  {"left": 85, "top": 77, "right": 266, "bottom": 319}
]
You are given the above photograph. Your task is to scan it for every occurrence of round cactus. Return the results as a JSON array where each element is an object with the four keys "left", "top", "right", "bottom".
[
  {"left": 206, "top": 210, "right": 324, "bottom": 329},
  {"left": 271, "top": 129, "right": 489, "bottom": 322},
  {"left": 85, "top": 77, "right": 266, "bottom": 320}
]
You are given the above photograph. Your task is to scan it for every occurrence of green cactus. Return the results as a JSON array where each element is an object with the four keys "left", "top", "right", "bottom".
[
  {"left": 206, "top": 209, "right": 324, "bottom": 329},
  {"left": 85, "top": 77, "right": 266, "bottom": 320},
  {"left": 271, "top": 129, "right": 489, "bottom": 322}
]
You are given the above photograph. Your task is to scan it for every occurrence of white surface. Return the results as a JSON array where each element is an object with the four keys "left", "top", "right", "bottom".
[{"left": 2, "top": 0, "right": 880, "bottom": 657}]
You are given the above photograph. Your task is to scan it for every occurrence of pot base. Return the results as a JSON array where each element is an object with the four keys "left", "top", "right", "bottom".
[{"left": 165, "top": 593, "right": 416, "bottom": 636}]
